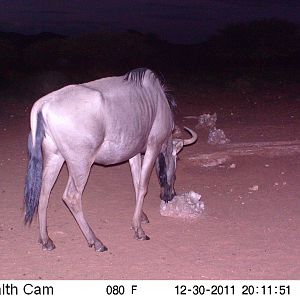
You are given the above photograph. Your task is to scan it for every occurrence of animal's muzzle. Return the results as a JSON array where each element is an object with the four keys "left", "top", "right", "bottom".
[{"left": 160, "top": 187, "right": 176, "bottom": 203}]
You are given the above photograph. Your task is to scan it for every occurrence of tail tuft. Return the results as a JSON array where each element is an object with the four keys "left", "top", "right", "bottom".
[{"left": 24, "top": 112, "right": 45, "bottom": 224}]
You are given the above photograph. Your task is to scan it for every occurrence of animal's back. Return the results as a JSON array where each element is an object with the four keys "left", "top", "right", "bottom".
[
  {"left": 31, "top": 69, "right": 174, "bottom": 164},
  {"left": 82, "top": 69, "right": 174, "bottom": 164},
  {"left": 80, "top": 68, "right": 174, "bottom": 138}
]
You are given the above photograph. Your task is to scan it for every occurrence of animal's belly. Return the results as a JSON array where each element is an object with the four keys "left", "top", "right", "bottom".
[{"left": 94, "top": 140, "right": 146, "bottom": 165}]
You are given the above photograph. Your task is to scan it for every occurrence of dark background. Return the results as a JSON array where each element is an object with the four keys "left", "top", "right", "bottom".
[
  {"left": 1, "top": 0, "right": 300, "bottom": 44},
  {"left": 1, "top": 0, "right": 300, "bottom": 99}
]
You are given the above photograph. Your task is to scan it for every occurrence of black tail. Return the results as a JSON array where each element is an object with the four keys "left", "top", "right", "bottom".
[{"left": 24, "top": 112, "right": 45, "bottom": 224}]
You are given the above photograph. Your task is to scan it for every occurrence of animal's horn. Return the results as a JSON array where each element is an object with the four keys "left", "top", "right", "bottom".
[{"left": 183, "top": 127, "right": 198, "bottom": 146}]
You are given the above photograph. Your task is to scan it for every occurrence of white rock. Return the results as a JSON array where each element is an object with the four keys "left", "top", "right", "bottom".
[
  {"left": 249, "top": 185, "right": 259, "bottom": 191},
  {"left": 208, "top": 128, "right": 230, "bottom": 145},
  {"left": 160, "top": 191, "right": 204, "bottom": 219}
]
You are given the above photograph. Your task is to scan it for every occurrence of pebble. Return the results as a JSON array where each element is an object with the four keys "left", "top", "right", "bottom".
[{"left": 249, "top": 185, "right": 259, "bottom": 191}]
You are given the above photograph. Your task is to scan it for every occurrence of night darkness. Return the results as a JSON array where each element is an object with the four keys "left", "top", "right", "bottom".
[
  {"left": 1, "top": 0, "right": 300, "bottom": 83},
  {"left": 1, "top": 0, "right": 300, "bottom": 44}
]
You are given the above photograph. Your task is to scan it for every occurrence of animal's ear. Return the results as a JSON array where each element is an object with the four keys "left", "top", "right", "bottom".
[{"left": 172, "top": 139, "right": 184, "bottom": 155}]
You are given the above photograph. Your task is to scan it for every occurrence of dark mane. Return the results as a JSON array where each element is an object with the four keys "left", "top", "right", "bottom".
[
  {"left": 124, "top": 68, "right": 176, "bottom": 110},
  {"left": 124, "top": 68, "right": 155, "bottom": 85}
]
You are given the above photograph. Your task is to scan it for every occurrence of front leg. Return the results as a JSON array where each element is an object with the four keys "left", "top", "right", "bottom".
[
  {"left": 131, "top": 148, "right": 159, "bottom": 240},
  {"left": 129, "top": 154, "right": 149, "bottom": 225}
]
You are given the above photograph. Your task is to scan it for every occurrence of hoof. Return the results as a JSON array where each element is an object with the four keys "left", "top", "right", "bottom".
[
  {"left": 95, "top": 245, "right": 108, "bottom": 252},
  {"left": 141, "top": 218, "right": 150, "bottom": 224},
  {"left": 41, "top": 239, "right": 56, "bottom": 251},
  {"left": 134, "top": 232, "right": 150, "bottom": 241},
  {"left": 137, "top": 235, "right": 150, "bottom": 241},
  {"left": 89, "top": 239, "right": 108, "bottom": 252},
  {"left": 141, "top": 212, "right": 150, "bottom": 224}
]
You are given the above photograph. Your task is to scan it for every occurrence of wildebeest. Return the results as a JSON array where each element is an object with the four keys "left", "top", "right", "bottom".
[{"left": 24, "top": 68, "right": 197, "bottom": 252}]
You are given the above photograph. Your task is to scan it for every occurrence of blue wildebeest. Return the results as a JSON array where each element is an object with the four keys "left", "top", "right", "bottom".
[{"left": 24, "top": 68, "right": 197, "bottom": 252}]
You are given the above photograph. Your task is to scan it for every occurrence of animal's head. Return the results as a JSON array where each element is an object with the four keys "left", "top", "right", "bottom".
[{"left": 156, "top": 127, "right": 197, "bottom": 203}]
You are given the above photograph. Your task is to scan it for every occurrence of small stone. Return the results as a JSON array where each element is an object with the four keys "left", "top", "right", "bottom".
[
  {"left": 249, "top": 185, "right": 259, "bottom": 191},
  {"left": 208, "top": 128, "right": 230, "bottom": 145}
]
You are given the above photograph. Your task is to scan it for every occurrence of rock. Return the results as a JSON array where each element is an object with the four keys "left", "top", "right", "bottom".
[
  {"left": 196, "top": 113, "right": 217, "bottom": 129},
  {"left": 187, "top": 113, "right": 230, "bottom": 145},
  {"left": 160, "top": 191, "right": 204, "bottom": 219},
  {"left": 207, "top": 128, "right": 230, "bottom": 145},
  {"left": 249, "top": 185, "right": 259, "bottom": 191},
  {"left": 228, "top": 163, "right": 236, "bottom": 169}
]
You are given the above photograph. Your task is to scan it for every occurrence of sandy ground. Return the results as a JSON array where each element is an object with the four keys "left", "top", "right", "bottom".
[{"left": 0, "top": 83, "right": 300, "bottom": 280}]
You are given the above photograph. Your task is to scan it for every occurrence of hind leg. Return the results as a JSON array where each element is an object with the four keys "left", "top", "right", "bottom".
[
  {"left": 63, "top": 163, "right": 107, "bottom": 252},
  {"left": 129, "top": 154, "right": 149, "bottom": 224},
  {"left": 38, "top": 151, "right": 64, "bottom": 251}
]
